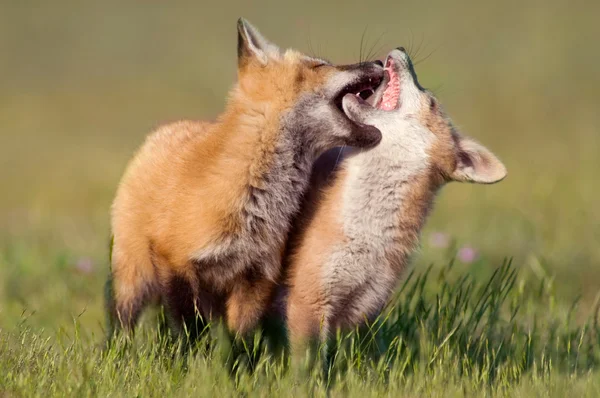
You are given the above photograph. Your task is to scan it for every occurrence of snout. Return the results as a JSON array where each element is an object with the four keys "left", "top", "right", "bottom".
[
  {"left": 339, "top": 61, "right": 384, "bottom": 84},
  {"left": 331, "top": 61, "right": 384, "bottom": 112},
  {"left": 340, "top": 60, "right": 384, "bottom": 72},
  {"left": 351, "top": 62, "right": 385, "bottom": 93},
  {"left": 385, "top": 48, "right": 410, "bottom": 73},
  {"left": 359, "top": 61, "right": 384, "bottom": 88},
  {"left": 386, "top": 46, "right": 424, "bottom": 92}
]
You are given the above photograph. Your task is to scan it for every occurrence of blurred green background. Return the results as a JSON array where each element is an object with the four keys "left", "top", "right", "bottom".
[{"left": 1, "top": 1, "right": 599, "bottom": 332}]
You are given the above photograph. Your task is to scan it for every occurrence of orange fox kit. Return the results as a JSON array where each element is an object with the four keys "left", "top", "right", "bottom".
[
  {"left": 282, "top": 48, "right": 507, "bottom": 352},
  {"left": 106, "top": 18, "right": 384, "bottom": 340}
]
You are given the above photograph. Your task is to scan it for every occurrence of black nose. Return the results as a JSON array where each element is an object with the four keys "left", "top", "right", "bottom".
[
  {"left": 397, "top": 46, "right": 406, "bottom": 52},
  {"left": 373, "top": 60, "right": 384, "bottom": 67}
]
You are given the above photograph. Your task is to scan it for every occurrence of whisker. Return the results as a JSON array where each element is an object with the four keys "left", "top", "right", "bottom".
[
  {"left": 407, "top": 28, "right": 415, "bottom": 58},
  {"left": 317, "top": 37, "right": 323, "bottom": 61},
  {"left": 414, "top": 42, "right": 443, "bottom": 66},
  {"left": 334, "top": 145, "right": 347, "bottom": 170},
  {"left": 305, "top": 25, "right": 316, "bottom": 58},
  {"left": 364, "top": 31, "right": 387, "bottom": 62},
  {"left": 412, "top": 32, "right": 425, "bottom": 61},
  {"left": 429, "top": 83, "right": 445, "bottom": 96},
  {"left": 359, "top": 27, "right": 368, "bottom": 64},
  {"left": 369, "top": 38, "right": 389, "bottom": 62}
]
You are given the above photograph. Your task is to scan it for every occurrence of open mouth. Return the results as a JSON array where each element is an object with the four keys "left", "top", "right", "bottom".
[
  {"left": 379, "top": 57, "right": 401, "bottom": 110},
  {"left": 334, "top": 74, "right": 383, "bottom": 114},
  {"left": 367, "top": 57, "right": 401, "bottom": 111},
  {"left": 333, "top": 70, "right": 384, "bottom": 148}
]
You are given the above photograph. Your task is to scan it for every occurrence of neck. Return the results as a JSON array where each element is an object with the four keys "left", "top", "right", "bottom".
[
  {"left": 220, "top": 98, "right": 317, "bottom": 249},
  {"left": 339, "top": 148, "right": 439, "bottom": 274}
]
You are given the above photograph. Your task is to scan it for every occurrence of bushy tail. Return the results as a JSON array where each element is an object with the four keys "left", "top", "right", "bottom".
[{"left": 104, "top": 234, "right": 158, "bottom": 344}]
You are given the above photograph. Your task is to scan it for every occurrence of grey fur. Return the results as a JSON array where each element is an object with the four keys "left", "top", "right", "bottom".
[{"left": 194, "top": 62, "right": 385, "bottom": 290}]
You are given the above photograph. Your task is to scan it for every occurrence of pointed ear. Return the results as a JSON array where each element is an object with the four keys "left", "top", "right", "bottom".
[
  {"left": 451, "top": 135, "right": 507, "bottom": 184},
  {"left": 237, "top": 18, "right": 280, "bottom": 67}
]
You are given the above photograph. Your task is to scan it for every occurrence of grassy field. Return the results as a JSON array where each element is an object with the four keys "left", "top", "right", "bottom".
[{"left": 1, "top": 1, "right": 599, "bottom": 396}]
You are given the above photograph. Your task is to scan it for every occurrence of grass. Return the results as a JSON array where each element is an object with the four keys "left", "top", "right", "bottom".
[
  {"left": 1, "top": 1, "right": 600, "bottom": 396},
  {"left": 1, "top": 260, "right": 599, "bottom": 396}
]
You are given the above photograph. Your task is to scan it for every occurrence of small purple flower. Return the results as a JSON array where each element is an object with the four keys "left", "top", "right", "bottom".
[
  {"left": 75, "top": 257, "right": 94, "bottom": 274},
  {"left": 457, "top": 246, "right": 478, "bottom": 264},
  {"left": 429, "top": 232, "right": 450, "bottom": 249}
]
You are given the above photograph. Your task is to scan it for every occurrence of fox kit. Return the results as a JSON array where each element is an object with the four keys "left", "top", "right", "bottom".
[
  {"left": 283, "top": 48, "right": 507, "bottom": 353},
  {"left": 106, "top": 18, "right": 384, "bottom": 340}
]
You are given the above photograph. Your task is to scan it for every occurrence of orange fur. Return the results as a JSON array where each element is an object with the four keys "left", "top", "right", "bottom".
[
  {"left": 106, "top": 19, "right": 385, "bottom": 340},
  {"left": 286, "top": 157, "right": 348, "bottom": 346}
]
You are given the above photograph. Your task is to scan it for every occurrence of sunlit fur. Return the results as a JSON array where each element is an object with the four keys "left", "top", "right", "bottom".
[
  {"left": 107, "top": 19, "right": 383, "bottom": 339},
  {"left": 281, "top": 49, "right": 507, "bottom": 354}
]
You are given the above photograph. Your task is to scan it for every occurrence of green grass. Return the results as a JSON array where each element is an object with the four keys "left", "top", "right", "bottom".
[
  {"left": 1, "top": 261, "right": 599, "bottom": 396},
  {"left": 1, "top": 1, "right": 600, "bottom": 396}
]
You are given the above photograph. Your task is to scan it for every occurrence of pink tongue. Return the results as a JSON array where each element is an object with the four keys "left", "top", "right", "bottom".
[{"left": 379, "top": 66, "right": 400, "bottom": 111}]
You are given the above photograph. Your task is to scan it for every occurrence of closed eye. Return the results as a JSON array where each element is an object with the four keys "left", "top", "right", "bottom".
[
  {"left": 429, "top": 98, "right": 437, "bottom": 110},
  {"left": 303, "top": 56, "right": 331, "bottom": 69}
]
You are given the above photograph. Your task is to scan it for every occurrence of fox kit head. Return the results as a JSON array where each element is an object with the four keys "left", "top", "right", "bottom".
[
  {"left": 233, "top": 18, "right": 384, "bottom": 153},
  {"left": 342, "top": 47, "right": 507, "bottom": 187}
]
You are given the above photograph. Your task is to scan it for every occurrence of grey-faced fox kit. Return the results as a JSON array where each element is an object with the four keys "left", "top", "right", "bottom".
[
  {"left": 106, "top": 18, "right": 384, "bottom": 342},
  {"left": 282, "top": 48, "right": 507, "bottom": 355}
]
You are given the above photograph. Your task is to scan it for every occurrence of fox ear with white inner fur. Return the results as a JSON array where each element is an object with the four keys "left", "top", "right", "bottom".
[
  {"left": 451, "top": 135, "right": 507, "bottom": 184},
  {"left": 237, "top": 18, "right": 280, "bottom": 67}
]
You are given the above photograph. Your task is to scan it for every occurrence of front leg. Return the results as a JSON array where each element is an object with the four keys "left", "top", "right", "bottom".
[
  {"left": 287, "top": 289, "right": 330, "bottom": 379},
  {"left": 226, "top": 272, "right": 276, "bottom": 336}
]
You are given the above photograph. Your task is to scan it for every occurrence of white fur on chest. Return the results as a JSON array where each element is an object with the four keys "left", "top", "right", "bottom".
[{"left": 321, "top": 121, "right": 434, "bottom": 315}]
